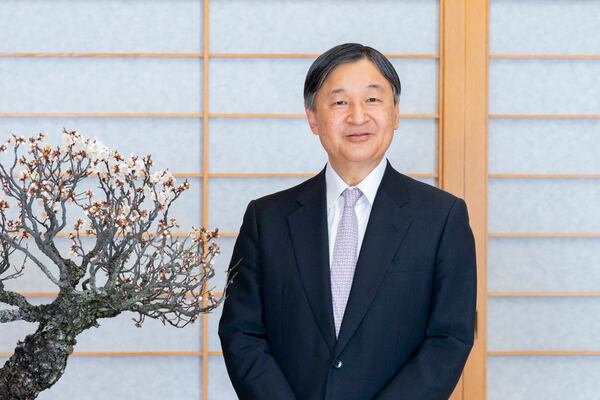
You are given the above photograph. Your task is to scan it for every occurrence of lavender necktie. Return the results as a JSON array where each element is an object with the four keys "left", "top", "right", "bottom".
[{"left": 331, "top": 187, "right": 363, "bottom": 337}]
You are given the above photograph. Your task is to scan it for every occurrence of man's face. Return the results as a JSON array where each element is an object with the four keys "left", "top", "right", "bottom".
[{"left": 306, "top": 58, "right": 400, "bottom": 171}]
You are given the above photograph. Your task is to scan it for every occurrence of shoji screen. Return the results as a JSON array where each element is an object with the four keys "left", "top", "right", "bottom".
[
  {"left": 487, "top": 1, "right": 600, "bottom": 399},
  {"left": 0, "top": 1, "right": 440, "bottom": 399}
]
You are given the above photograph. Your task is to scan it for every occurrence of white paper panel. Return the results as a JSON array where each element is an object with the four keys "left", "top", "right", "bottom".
[
  {"left": 0, "top": 306, "right": 202, "bottom": 353},
  {"left": 75, "top": 312, "right": 202, "bottom": 352},
  {"left": 209, "top": 118, "right": 326, "bottom": 173},
  {"left": 210, "top": 0, "right": 438, "bottom": 54},
  {"left": 489, "top": 179, "right": 600, "bottom": 233},
  {"left": 2, "top": 241, "right": 62, "bottom": 292},
  {"left": 489, "top": 119, "right": 600, "bottom": 173},
  {"left": 488, "top": 356, "right": 600, "bottom": 400},
  {"left": 208, "top": 177, "right": 305, "bottom": 232},
  {"left": 208, "top": 304, "right": 223, "bottom": 352},
  {"left": 387, "top": 119, "right": 438, "bottom": 174},
  {"left": 491, "top": 0, "right": 600, "bottom": 55},
  {"left": 209, "top": 58, "right": 438, "bottom": 114},
  {"left": 1, "top": 119, "right": 203, "bottom": 173},
  {"left": 1, "top": 0, "right": 203, "bottom": 53},
  {"left": 0, "top": 59, "right": 202, "bottom": 113},
  {"left": 209, "top": 356, "right": 237, "bottom": 400},
  {"left": 0, "top": 318, "right": 39, "bottom": 353},
  {"left": 159, "top": 177, "right": 203, "bottom": 231},
  {"left": 489, "top": 238, "right": 600, "bottom": 292},
  {"left": 36, "top": 357, "right": 201, "bottom": 399},
  {"left": 488, "top": 297, "right": 600, "bottom": 351},
  {"left": 209, "top": 118, "right": 437, "bottom": 174},
  {"left": 490, "top": 60, "right": 600, "bottom": 114}
]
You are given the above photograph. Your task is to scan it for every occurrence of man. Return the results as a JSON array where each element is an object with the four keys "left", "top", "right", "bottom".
[{"left": 219, "top": 43, "right": 477, "bottom": 400}]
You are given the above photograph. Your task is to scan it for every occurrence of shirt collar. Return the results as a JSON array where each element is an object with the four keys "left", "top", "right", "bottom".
[{"left": 325, "top": 156, "right": 387, "bottom": 211}]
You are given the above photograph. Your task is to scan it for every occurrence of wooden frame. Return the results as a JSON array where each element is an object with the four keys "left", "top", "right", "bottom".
[
  {"left": 439, "top": 0, "right": 489, "bottom": 398},
  {"left": 5, "top": 1, "right": 600, "bottom": 399},
  {"left": 0, "top": 1, "right": 490, "bottom": 399}
]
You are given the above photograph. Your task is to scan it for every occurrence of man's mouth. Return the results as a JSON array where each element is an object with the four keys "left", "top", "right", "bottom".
[
  {"left": 346, "top": 132, "right": 370, "bottom": 137},
  {"left": 346, "top": 133, "right": 371, "bottom": 141}
]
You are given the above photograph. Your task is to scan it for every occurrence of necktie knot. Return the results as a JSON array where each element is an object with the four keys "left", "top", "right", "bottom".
[{"left": 342, "top": 187, "right": 363, "bottom": 208}]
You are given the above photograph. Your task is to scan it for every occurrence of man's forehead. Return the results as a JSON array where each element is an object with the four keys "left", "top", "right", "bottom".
[{"left": 327, "top": 84, "right": 385, "bottom": 96}]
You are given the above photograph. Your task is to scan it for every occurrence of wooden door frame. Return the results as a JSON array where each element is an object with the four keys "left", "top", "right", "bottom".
[{"left": 439, "top": 1, "right": 489, "bottom": 399}]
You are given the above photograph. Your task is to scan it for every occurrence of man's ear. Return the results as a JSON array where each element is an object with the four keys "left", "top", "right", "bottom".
[
  {"left": 305, "top": 108, "right": 319, "bottom": 135},
  {"left": 393, "top": 102, "right": 400, "bottom": 131}
]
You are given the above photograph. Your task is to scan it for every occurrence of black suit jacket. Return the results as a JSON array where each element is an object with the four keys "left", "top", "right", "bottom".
[{"left": 219, "top": 160, "right": 477, "bottom": 400}]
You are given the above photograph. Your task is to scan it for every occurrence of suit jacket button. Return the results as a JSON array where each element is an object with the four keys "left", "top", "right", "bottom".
[{"left": 333, "top": 359, "right": 343, "bottom": 369}]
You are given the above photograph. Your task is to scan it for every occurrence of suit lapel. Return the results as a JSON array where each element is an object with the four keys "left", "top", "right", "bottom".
[
  {"left": 287, "top": 167, "right": 337, "bottom": 352},
  {"left": 287, "top": 162, "right": 413, "bottom": 356},
  {"left": 334, "top": 162, "right": 412, "bottom": 357}
]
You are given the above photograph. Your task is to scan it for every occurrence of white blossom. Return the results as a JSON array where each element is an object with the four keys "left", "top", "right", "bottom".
[{"left": 86, "top": 139, "right": 110, "bottom": 162}]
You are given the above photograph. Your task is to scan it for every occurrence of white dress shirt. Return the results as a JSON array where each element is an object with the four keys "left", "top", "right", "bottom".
[{"left": 325, "top": 156, "right": 387, "bottom": 268}]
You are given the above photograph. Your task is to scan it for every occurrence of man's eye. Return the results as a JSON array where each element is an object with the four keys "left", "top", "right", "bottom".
[
  {"left": 333, "top": 100, "right": 347, "bottom": 106},
  {"left": 367, "top": 97, "right": 381, "bottom": 103}
]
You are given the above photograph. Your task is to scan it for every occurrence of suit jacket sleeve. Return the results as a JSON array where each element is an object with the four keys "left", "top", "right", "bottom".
[
  {"left": 375, "top": 198, "right": 477, "bottom": 400},
  {"left": 218, "top": 200, "right": 297, "bottom": 400}
]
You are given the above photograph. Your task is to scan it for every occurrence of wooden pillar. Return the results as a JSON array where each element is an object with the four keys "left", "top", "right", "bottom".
[{"left": 439, "top": 0, "right": 488, "bottom": 399}]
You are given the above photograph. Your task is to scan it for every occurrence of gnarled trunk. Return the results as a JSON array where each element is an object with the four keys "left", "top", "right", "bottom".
[
  {"left": 0, "top": 292, "right": 110, "bottom": 400},
  {"left": 0, "top": 321, "right": 82, "bottom": 400}
]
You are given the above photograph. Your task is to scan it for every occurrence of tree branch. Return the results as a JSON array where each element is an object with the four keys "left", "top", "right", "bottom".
[{"left": 0, "top": 308, "right": 38, "bottom": 323}]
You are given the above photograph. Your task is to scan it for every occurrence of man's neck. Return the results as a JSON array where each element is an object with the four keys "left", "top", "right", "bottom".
[{"left": 328, "top": 157, "right": 384, "bottom": 187}]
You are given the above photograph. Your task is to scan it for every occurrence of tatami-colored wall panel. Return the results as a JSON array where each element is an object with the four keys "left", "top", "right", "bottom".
[
  {"left": 489, "top": 238, "right": 600, "bottom": 292},
  {"left": 210, "top": 0, "right": 438, "bottom": 54},
  {"left": 1, "top": 0, "right": 204, "bottom": 53},
  {"left": 488, "top": 356, "right": 600, "bottom": 400},
  {"left": 0, "top": 59, "right": 203, "bottom": 113},
  {"left": 490, "top": 0, "right": 600, "bottom": 55}
]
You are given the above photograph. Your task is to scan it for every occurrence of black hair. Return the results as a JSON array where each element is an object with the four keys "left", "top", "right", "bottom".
[{"left": 303, "top": 43, "right": 401, "bottom": 111}]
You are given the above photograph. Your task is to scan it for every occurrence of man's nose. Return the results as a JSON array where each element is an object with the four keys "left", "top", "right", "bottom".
[{"left": 347, "top": 102, "right": 368, "bottom": 124}]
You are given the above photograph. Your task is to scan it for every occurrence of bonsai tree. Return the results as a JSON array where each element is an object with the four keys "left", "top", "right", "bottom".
[{"left": 0, "top": 130, "right": 222, "bottom": 399}]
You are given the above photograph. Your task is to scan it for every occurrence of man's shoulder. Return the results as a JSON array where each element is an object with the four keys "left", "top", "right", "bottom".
[
  {"left": 251, "top": 170, "right": 324, "bottom": 214},
  {"left": 384, "top": 166, "right": 462, "bottom": 213}
]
